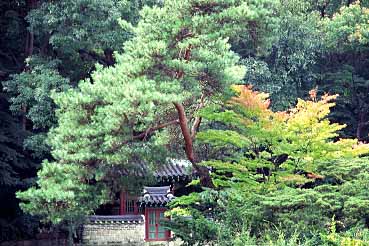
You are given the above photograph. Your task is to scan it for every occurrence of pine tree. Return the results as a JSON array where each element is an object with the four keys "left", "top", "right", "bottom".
[{"left": 17, "top": 0, "right": 277, "bottom": 228}]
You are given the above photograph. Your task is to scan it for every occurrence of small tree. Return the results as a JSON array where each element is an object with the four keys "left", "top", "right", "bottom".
[
  {"left": 198, "top": 86, "right": 369, "bottom": 185},
  {"left": 169, "top": 86, "right": 369, "bottom": 244}
]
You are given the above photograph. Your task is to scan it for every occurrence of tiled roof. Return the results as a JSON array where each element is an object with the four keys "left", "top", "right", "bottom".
[
  {"left": 139, "top": 186, "right": 175, "bottom": 205},
  {"left": 87, "top": 215, "right": 144, "bottom": 224},
  {"left": 121, "top": 159, "right": 192, "bottom": 180},
  {"left": 154, "top": 159, "right": 192, "bottom": 180}
]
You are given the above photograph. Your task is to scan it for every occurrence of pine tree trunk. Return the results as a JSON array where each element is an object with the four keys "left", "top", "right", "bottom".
[
  {"left": 21, "top": 105, "right": 27, "bottom": 130},
  {"left": 67, "top": 222, "right": 74, "bottom": 246},
  {"left": 22, "top": 0, "right": 37, "bottom": 130},
  {"left": 25, "top": 0, "right": 37, "bottom": 58},
  {"left": 174, "top": 102, "right": 214, "bottom": 188}
]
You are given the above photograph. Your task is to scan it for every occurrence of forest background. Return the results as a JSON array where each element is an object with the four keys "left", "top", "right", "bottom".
[{"left": 1, "top": 0, "right": 369, "bottom": 245}]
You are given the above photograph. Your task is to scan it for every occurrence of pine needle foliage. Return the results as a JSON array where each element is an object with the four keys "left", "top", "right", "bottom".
[{"left": 17, "top": 0, "right": 278, "bottom": 227}]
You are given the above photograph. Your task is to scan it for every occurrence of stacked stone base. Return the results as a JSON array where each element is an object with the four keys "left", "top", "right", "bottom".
[
  {"left": 83, "top": 223, "right": 145, "bottom": 246},
  {"left": 82, "top": 215, "right": 182, "bottom": 246}
]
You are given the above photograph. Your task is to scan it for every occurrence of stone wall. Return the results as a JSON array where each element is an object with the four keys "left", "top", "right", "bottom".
[
  {"left": 82, "top": 222, "right": 145, "bottom": 246},
  {"left": 1, "top": 239, "right": 67, "bottom": 246},
  {"left": 82, "top": 216, "right": 183, "bottom": 246},
  {"left": 146, "top": 240, "right": 183, "bottom": 246}
]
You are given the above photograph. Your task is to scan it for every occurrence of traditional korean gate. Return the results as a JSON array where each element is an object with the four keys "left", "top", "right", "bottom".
[{"left": 145, "top": 208, "right": 170, "bottom": 241}]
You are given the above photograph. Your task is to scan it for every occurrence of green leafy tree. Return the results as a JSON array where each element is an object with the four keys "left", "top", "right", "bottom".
[
  {"left": 307, "top": 0, "right": 368, "bottom": 17},
  {"left": 0, "top": 1, "right": 42, "bottom": 240},
  {"left": 169, "top": 86, "right": 369, "bottom": 245},
  {"left": 323, "top": 1, "right": 369, "bottom": 50},
  {"left": 17, "top": 161, "right": 108, "bottom": 243},
  {"left": 3, "top": 56, "right": 69, "bottom": 158},
  {"left": 242, "top": 0, "right": 323, "bottom": 110},
  {"left": 0, "top": 93, "right": 32, "bottom": 187},
  {"left": 317, "top": 1, "right": 369, "bottom": 140},
  {"left": 0, "top": 88, "right": 39, "bottom": 241},
  {"left": 17, "top": 1, "right": 278, "bottom": 240},
  {"left": 3, "top": 0, "right": 153, "bottom": 160},
  {"left": 0, "top": 0, "right": 27, "bottom": 75},
  {"left": 1, "top": 0, "right": 152, "bottom": 240},
  {"left": 27, "top": 0, "right": 137, "bottom": 80}
]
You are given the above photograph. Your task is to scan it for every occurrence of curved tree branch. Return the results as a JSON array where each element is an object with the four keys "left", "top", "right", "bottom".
[
  {"left": 174, "top": 102, "right": 196, "bottom": 163},
  {"left": 174, "top": 102, "right": 214, "bottom": 188}
]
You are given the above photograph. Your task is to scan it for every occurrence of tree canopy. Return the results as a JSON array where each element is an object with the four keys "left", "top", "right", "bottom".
[
  {"left": 169, "top": 86, "right": 369, "bottom": 245},
  {"left": 1, "top": 0, "right": 369, "bottom": 244},
  {"left": 16, "top": 0, "right": 277, "bottom": 226}
]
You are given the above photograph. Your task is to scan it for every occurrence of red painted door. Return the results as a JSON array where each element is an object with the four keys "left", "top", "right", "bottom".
[{"left": 146, "top": 208, "right": 170, "bottom": 241}]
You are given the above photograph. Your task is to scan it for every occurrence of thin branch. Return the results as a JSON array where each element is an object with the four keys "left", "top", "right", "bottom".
[
  {"left": 128, "top": 119, "right": 179, "bottom": 142},
  {"left": 139, "top": 119, "right": 180, "bottom": 141},
  {"left": 190, "top": 94, "right": 205, "bottom": 139},
  {"left": 191, "top": 117, "right": 202, "bottom": 139},
  {"left": 110, "top": 119, "right": 179, "bottom": 152}
]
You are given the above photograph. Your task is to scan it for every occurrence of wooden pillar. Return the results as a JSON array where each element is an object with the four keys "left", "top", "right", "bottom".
[
  {"left": 120, "top": 191, "right": 125, "bottom": 215},
  {"left": 134, "top": 199, "right": 139, "bottom": 215}
]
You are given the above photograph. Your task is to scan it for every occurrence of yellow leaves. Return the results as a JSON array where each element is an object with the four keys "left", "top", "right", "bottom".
[
  {"left": 321, "top": 92, "right": 338, "bottom": 103},
  {"left": 352, "top": 25, "right": 363, "bottom": 41},
  {"left": 230, "top": 85, "right": 271, "bottom": 115},
  {"left": 351, "top": 141, "right": 369, "bottom": 156},
  {"left": 281, "top": 91, "right": 369, "bottom": 168},
  {"left": 274, "top": 111, "right": 288, "bottom": 122},
  {"left": 364, "top": 7, "right": 369, "bottom": 15},
  {"left": 290, "top": 92, "right": 338, "bottom": 121},
  {"left": 285, "top": 92, "right": 342, "bottom": 142},
  {"left": 227, "top": 85, "right": 369, "bottom": 172},
  {"left": 186, "top": 179, "right": 200, "bottom": 187},
  {"left": 229, "top": 87, "right": 341, "bottom": 137},
  {"left": 229, "top": 85, "right": 285, "bottom": 136},
  {"left": 165, "top": 207, "right": 191, "bottom": 217},
  {"left": 334, "top": 139, "right": 369, "bottom": 158},
  {"left": 339, "top": 237, "right": 366, "bottom": 246},
  {"left": 278, "top": 174, "right": 309, "bottom": 185},
  {"left": 327, "top": 217, "right": 368, "bottom": 246}
]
